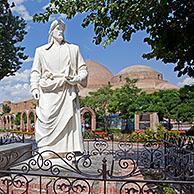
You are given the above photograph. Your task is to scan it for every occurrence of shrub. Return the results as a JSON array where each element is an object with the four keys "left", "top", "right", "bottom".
[
  {"left": 83, "top": 130, "right": 95, "bottom": 139},
  {"left": 107, "top": 128, "right": 120, "bottom": 134},
  {"left": 128, "top": 124, "right": 183, "bottom": 142}
]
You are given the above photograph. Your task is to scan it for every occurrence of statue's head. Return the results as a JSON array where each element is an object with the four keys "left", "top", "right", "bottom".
[{"left": 48, "top": 20, "right": 65, "bottom": 44}]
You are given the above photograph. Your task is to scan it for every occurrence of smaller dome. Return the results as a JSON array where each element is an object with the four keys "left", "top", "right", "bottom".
[
  {"left": 117, "top": 65, "right": 159, "bottom": 75},
  {"left": 112, "top": 65, "right": 162, "bottom": 83}
]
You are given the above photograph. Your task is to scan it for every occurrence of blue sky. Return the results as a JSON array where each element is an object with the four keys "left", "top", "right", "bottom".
[{"left": 0, "top": 0, "right": 193, "bottom": 103}]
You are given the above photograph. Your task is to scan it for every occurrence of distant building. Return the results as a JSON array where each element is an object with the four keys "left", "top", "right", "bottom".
[
  {"left": 80, "top": 61, "right": 178, "bottom": 96},
  {"left": 111, "top": 65, "right": 178, "bottom": 92}
]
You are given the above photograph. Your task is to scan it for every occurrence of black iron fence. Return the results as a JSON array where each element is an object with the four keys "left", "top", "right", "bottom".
[
  {"left": 0, "top": 132, "right": 25, "bottom": 145},
  {"left": 0, "top": 132, "right": 35, "bottom": 147},
  {"left": 0, "top": 134, "right": 194, "bottom": 193}
]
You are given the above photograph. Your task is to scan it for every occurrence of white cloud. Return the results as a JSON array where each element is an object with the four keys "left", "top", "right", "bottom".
[
  {"left": 9, "top": 0, "right": 32, "bottom": 21},
  {"left": 178, "top": 77, "right": 194, "bottom": 87},
  {"left": 0, "top": 69, "right": 32, "bottom": 103},
  {"left": 8, "top": 1, "right": 66, "bottom": 22}
]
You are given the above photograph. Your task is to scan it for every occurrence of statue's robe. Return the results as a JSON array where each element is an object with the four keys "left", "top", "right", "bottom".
[{"left": 30, "top": 41, "right": 88, "bottom": 154}]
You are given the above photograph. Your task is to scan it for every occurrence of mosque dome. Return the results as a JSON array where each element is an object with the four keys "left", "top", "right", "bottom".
[
  {"left": 111, "top": 65, "right": 163, "bottom": 84},
  {"left": 79, "top": 60, "right": 113, "bottom": 97},
  {"left": 79, "top": 63, "right": 179, "bottom": 96},
  {"left": 111, "top": 64, "right": 178, "bottom": 92},
  {"left": 116, "top": 65, "right": 159, "bottom": 75},
  {"left": 85, "top": 60, "right": 113, "bottom": 87}
]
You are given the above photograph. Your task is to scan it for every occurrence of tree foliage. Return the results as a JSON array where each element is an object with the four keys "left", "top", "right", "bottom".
[
  {"left": 151, "top": 90, "right": 181, "bottom": 119},
  {"left": 81, "top": 85, "right": 113, "bottom": 128},
  {"left": 175, "top": 85, "right": 194, "bottom": 123},
  {"left": 34, "top": 0, "right": 194, "bottom": 77},
  {"left": 14, "top": 112, "right": 21, "bottom": 126},
  {"left": 144, "top": 90, "right": 181, "bottom": 129},
  {"left": 137, "top": 88, "right": 194, "bottom": 125},
  {"left": 0, "top": 1, "right": 27, "bottom": 80},
  {"left": 81, "top": 83, "right": 194, "bottom": 128},
  {"left": 81, "top": 79, "right": 143, "bottom": 127},
  {"left": 2, "top": 103, "right": 11, "bottom": 114},
  {"left": 108, "top": 78, "right": 142, "bottom": 119}
]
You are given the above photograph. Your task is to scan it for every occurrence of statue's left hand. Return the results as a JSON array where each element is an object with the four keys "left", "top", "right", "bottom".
[
  {"left": 65, "top": 76, "right": 80, "bottom": 86},
  {"left": 32, "top": 88, "right": 40, "bottom": 100}
]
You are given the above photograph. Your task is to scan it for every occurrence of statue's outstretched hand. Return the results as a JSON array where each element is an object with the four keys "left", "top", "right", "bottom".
[
  {"left": 32, "top": 89, "right": 40, "bottom": 100},
  {"left": 65, "top": 76, "right": 80, "bottom": 86}
]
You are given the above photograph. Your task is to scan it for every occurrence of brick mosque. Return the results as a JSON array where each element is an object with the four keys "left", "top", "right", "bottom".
[{"left": 0, "top": 60, "right": 179, "bottom": 132}]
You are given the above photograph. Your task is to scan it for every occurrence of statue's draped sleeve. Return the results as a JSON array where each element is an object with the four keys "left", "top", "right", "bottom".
[
  {"left": 30, "top": 49, "right": 42, "bottom": 92},
  {"left": 76, "top": 46, "right": 88, "bottom": 87}
]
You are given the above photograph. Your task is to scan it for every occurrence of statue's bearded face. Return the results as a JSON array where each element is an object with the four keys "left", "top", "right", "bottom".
[{"left": 52, "top": 25, "right": 64, "bottom": 42}]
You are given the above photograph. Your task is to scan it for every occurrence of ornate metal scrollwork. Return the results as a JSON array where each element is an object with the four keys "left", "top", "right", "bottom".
[
  {"left": 0, "top": 174, "right": 32, "bottom": 194},
  {"left": 0, "top": 136, "right": 194, "bottom": 193},
  {"left": 53, "top": 178, "right": 91, "bottom": 194},
  {"left": 140, "top": 142, "right": 163, "bottom": 169},
  {"left": 90, "top": 140, "right": 110, "bottom": 156}
]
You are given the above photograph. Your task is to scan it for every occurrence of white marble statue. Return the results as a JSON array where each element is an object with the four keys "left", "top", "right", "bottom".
[{"left": 30, "top": 20, "right": 88, "bottom": 157}]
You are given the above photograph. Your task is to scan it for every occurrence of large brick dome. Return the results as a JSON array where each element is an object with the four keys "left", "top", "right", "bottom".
[
  {"left": 79, "top": 60, "right": 113, "bottom": 97},
  {"left": 86, "top": 60, "right": 113, "bottom": 87}
]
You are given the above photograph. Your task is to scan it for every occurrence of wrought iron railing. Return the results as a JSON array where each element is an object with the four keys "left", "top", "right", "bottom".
[
  {"left": 0, "top": 132, "right": 25, "bottom": 145},
  {"left": 0, "top": 135, "right": 194, "bottom": 193},
  {"left": 0, "top": 132, "right": 35, "bottom": 146}
]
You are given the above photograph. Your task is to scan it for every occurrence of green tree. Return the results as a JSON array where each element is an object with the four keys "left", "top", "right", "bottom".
[
  {"left": 2, "top": 103, "right": 11, "bottom": 114},
  {"left": 81, "top": 79, "right": 144, "bottom": 129},
  {"left": 14, "top": 112, "right": 21, "bottom": 127},
  {"left": 29, "top": 112, "right": 34, "bottom": 124},
  {"left": 34, "top": 0, "right": 194, "bottom": 77},
  {"left": 109, "top": 78, "right": 142, "bottom": 119},
  {"left": 145, "top": 90, "right": 181, "bottom": 129},
  {"left": 0, "top": 1, "right": 27, "bottom": 80},
  {"left": 136, "top": 87, "right": 194, "bottom": 127},
  {"left": 81, "top": 85, "right": 114, "bottom": 129},
  {"left": 135, "top": 93, "right": 155, "bottom": 113},
  {"left": 175, "top": 85, "right": 194, "bottom": 123}
]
